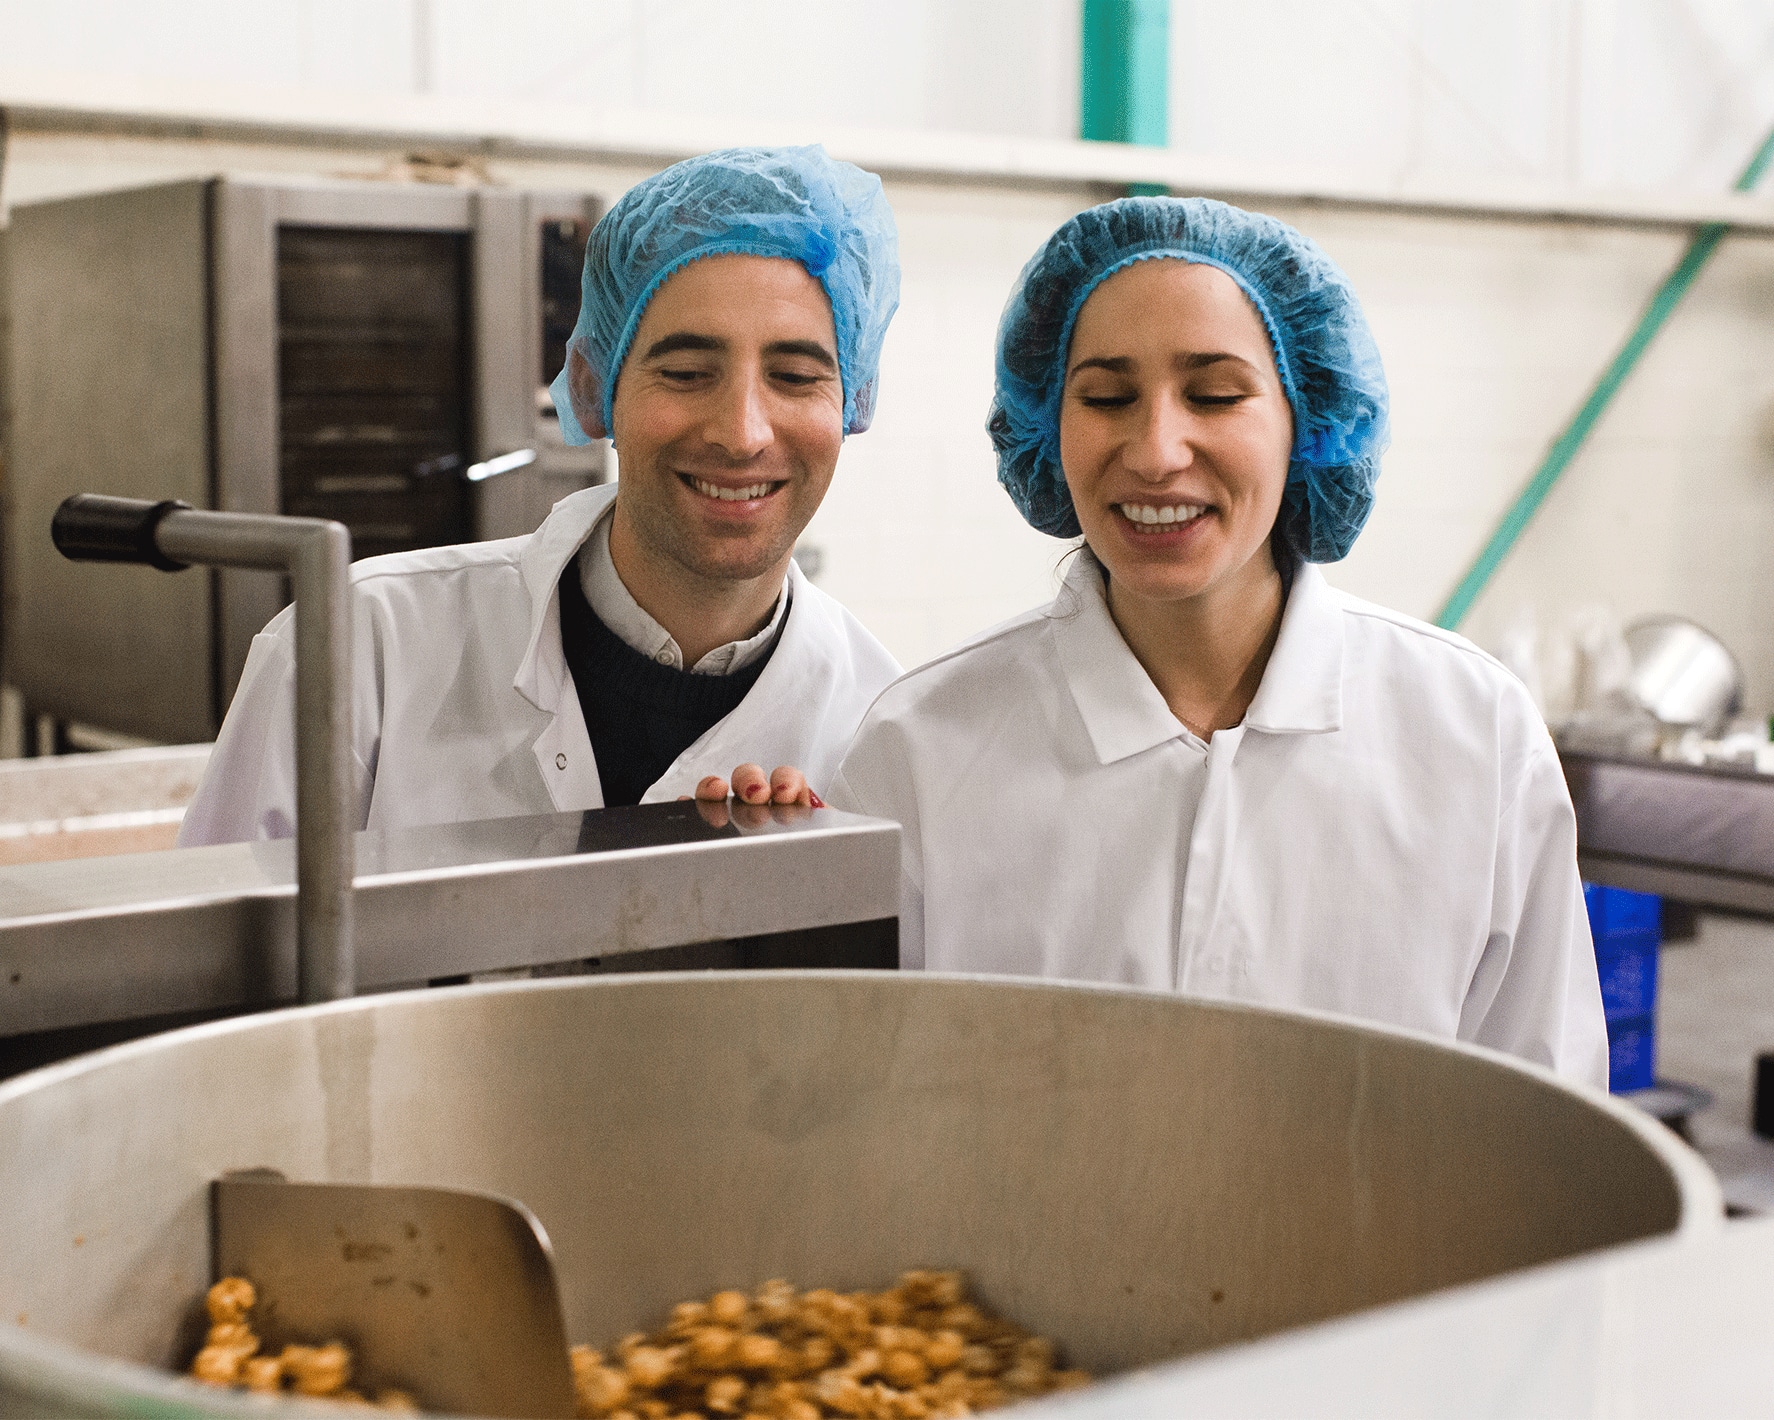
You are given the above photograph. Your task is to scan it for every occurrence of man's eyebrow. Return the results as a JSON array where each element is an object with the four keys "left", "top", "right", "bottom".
[
  {"left": 765, "top": 338, "right": 838, "bottom": 369},
  {"left": 642, "top": 332, "right": 725, "bottom": 360}
]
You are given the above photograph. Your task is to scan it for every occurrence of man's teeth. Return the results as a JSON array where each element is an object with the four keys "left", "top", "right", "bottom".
[
  {"left": 1118, "top": 502, "right": 1207, "bottom": 529},
  {"left": 692, "top": 477, "right": 777, "bottom": 502}
]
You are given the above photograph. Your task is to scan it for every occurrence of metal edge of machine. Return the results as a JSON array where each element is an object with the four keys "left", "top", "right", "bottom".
[
  {"left": 0, "top": 970, "right": 1726, "bottom": 1420},
  {"left": 1563, "top": 748, "right": 1774, "bottom": 916},
  {"left": 0, "top": 805, "right": 902, "bottom": 1039}
]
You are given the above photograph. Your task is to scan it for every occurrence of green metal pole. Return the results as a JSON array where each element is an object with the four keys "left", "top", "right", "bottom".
[
  {"left": 1081, "top": 0, "right": 1170, "bottom": 195},
  {"left": 1434, "top": 124, "right": 1774, "bottom": 630}
]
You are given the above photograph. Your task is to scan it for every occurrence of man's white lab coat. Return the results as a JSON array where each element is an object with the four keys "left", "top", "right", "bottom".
[
  {"left": 181, "top": 484, "right": 901, "bottom": 845},
  {"left": 830, "top": 555, "right": 1609, "bottom": 1086}
]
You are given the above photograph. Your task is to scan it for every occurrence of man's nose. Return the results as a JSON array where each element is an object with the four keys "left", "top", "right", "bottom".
[
  {"left": 703, "top": 370, "right": 774, "bottom": 460},
  {"left": 1121, "top": 392, "right": 1195, "bottom": 483}
]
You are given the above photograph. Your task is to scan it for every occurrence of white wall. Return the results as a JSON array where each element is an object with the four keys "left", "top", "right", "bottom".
[
  {"left": 1171, "top": 0, "right": 1774, "bottom": 195},
  {"left": 7, "top": 1, "right": 1774, "bottom": 192},
  {"left": 0, "top": 0, "right": 1080, "bottom": 141}
]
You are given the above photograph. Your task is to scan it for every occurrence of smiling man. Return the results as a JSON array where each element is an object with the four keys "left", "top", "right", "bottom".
[{"left": 181, "top": 146, "right": 902, "bottom": 844}]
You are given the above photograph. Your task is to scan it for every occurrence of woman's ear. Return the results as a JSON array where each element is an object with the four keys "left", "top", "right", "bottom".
[{"left": 566, "top": 346, "right": 609, "bottom": 441}]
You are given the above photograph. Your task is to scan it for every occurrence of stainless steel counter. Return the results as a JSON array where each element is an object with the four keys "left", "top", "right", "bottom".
[
  {"left": 1562, "top": 749, "right": 1774, "bottom": 917},
  {"left": 0, "top": 801, "right": 899, "bottom": 1040}
]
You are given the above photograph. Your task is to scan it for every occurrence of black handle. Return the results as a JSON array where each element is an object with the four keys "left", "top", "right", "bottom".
[{"left": 52, "top": 494, "right": 193, "bottom": 572}]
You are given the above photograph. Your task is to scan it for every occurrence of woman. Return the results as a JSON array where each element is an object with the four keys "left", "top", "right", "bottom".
[{"left": 830, "top": 197, "right": 1607, "bottom": 1085}]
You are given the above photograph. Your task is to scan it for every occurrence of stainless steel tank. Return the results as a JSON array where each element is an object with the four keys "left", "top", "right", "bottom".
[{"left": 0, "top": 973, "right": 1718, "bottom": 1418}]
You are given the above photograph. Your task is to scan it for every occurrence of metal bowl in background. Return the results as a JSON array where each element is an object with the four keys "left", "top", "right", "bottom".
[
  {"left": 0, "top": 972, "right": 1719, "bottom": 1418},
  {"left": 1625, "top": 615, "right": 1744, "bottom": 733}
]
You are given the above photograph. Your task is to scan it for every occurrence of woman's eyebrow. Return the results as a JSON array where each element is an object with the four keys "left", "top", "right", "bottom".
[
  {"left": 1066, "top": 355, "right": 1132, "bottom": 378},
  {"left": 1067, "top": 350, "right": 1257, "bottom": 379},
  {"left": 1177, "top": 351, "right": 1257, "bottom": 371}
]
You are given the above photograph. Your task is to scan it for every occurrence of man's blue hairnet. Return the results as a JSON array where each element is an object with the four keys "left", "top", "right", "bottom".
[
  {"left": 550, "top": 145, "right": 900, "bottom": 444},
  {"left": 987, "top": 196, "right": 1389, "bottom": 563}
]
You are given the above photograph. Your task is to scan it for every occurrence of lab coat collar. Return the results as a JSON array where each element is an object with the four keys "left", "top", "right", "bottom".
[
  {"left": 512, "top": 483, "right": 621, "bottom": 711},
  {"left": 1051, "top": 553, "right": 1344, "bottom": 767},
  {"left": 1243, "top": 562, "right": 1345, "bottom": 735},
  {"left": 1051, "top": 554, "right": 1188, "bottom": 766}
]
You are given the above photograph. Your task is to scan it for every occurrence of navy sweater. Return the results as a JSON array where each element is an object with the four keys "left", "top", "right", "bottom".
[{"left": 556, "top": 567, "right": 780, "bottom": 806}]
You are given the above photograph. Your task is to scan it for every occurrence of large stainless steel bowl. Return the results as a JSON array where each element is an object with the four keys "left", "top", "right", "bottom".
[{"left": 0, "top": 973, "right": 1719, "bottom": 1418}]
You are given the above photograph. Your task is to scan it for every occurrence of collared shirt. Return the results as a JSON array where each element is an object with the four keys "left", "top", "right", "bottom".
[
  {"left": 578, "top": 511, "right": 787, "bottom": 676},
  {"left": 830, "top": 553, "right": 1609, "bottom": 1086}
]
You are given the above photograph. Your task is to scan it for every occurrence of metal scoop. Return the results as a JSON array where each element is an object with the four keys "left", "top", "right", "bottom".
[{"left": 211, "top": 1170, "right": 575, "bottom": 1417}]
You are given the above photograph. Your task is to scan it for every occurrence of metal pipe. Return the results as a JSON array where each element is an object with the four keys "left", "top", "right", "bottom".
[
  {"left": 1079, "top": 0, "right": 1169, "bottom": 148},
  {"left": 52, "top": 495, "right": 356, "bottom": 1001},
  {"left": 1079, "top": 0, "right": 1170, "bottom": 199}
]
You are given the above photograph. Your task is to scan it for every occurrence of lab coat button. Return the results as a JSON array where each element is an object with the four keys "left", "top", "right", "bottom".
[
  {"left": 654, "top": 649, "right": 674, "bottom": 665},
  {"left": 555, "top": 753, "right": 568, "bottom": 770}
]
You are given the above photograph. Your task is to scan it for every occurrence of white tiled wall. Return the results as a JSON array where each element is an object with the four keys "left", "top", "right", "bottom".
[{"left": 6, "top": 128, "right": 1774, "bottom": 713}]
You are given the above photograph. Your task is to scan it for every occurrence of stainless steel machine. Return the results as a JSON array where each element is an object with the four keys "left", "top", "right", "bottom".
[
  {"left": 0, "top": 797, "right": 901, "bottom": 1073},
  {"left": 3, "top": 177, "right": 604, "bottom": 744},
  {"left": 0, "top": 972, "right": 1719, "bottom": 1418}
]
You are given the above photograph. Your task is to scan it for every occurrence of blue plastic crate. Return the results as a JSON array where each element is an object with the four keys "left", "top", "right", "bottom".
[
  {"left": 1606, "top": 1012, "right": 1656, "bottom": 1093},
  {"left": 1594, "top": 929, "right": 1659, "bottom": 1019},
  {"left": 1584, "top": 883, "right": 1662, "bottom": 1092},
  {"left": 1584, "top": 882, "right": 1661, "bottom": 938}
]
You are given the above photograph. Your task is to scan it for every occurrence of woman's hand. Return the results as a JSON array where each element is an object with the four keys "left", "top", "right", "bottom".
[{"left": 693, "top": 764, "right": 822, "bottom": 807}]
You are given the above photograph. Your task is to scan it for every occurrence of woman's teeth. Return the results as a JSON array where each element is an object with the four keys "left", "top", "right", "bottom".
[
  {"left": 691, "top": 477, "right": 778, "bottom": 502},
  {"left": 1118, "top": 502, "right": 1207, "bottom": 532}
]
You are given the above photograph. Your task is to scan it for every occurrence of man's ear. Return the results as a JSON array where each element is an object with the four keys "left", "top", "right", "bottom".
[{"left": 566, "top": 346, "right": 609, "bottom": 440}]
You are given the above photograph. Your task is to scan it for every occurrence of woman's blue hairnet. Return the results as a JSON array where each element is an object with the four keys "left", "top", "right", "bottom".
[
  {"left": 550, "top": 145, "right": 900, "bottom": 443},
  {"left": 987, "top": 196, "right": 1389, "bottom": 563}
]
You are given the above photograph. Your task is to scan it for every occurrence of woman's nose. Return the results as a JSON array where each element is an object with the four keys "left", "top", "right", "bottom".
[
  {"left": 1121, "top": 393, "right": 1194, "bottom": 482},
  {"left": 704, "top": 371, "right": 774, "bottom": 459}
]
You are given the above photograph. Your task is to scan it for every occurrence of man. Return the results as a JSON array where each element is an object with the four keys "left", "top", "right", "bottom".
[{"left": 180, "top": 145, "right": 901, "bottom": 844}]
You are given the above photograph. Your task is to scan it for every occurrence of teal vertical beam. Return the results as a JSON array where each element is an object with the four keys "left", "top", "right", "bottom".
[
  {"left": 1081, "top": 0, "right": 1170, "bottom": 194},
  {"left": 1434, "top": 122, "right": 1774, "bottom": 630}
]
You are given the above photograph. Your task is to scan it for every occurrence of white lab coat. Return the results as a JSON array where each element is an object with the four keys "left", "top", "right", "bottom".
[
  {"left": 181, "top": 484, "right": 901, "bottom": 845},
  {"left": 830, "top": 555, "right": 1609, "bottom": 1086}
]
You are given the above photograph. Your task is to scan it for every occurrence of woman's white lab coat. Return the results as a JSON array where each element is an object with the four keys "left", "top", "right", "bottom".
[
  {"left": 830, "top": 555, "right": 1609, "bottom": 1086},
  {"left": 181, "top": 484, "right": 901, "bottom": 845}
]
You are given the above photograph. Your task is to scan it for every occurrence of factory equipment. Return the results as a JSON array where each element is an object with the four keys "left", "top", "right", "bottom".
[
  {"left": 211, "top": 1171, "right": 577, "bottom": 1416},
  {"left": 1565, "top": 749, "right": 1774, "bottom": 918},
  {"left": 52, "top": 493, "right": 356, "bottom": 1004},
  {"left": 0, "top": 971, "right": 1718, "bottom": 1417},
  {"left": 0, "top": 797, "right": 900, "bottom": 1074},
  {"left": 1623, "top": 615, "right": 1744, "bottom": 733},
  {"left": 3, "top": 176, "right": 603, "bottom": 744}
]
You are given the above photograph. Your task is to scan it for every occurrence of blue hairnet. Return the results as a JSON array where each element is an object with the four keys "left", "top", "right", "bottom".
[
  {"left": 987, "top": 196, "right": 1389, "bottom": 563},
  {"left": 550, "top": 145, "right": 900, "bottom": 444}
]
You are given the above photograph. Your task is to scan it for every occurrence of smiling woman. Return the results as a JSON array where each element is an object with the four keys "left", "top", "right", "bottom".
[
  {"left": 1057, "top": 259, "right": 1296, "bottom": 736},
  {"left": 831, "top": 196, "right": 1610, "bottom": 1088}
]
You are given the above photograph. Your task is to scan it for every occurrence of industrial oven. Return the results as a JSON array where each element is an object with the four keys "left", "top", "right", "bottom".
[{"left": 3, "top": 176, "right": 604, "bottom": 745}]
